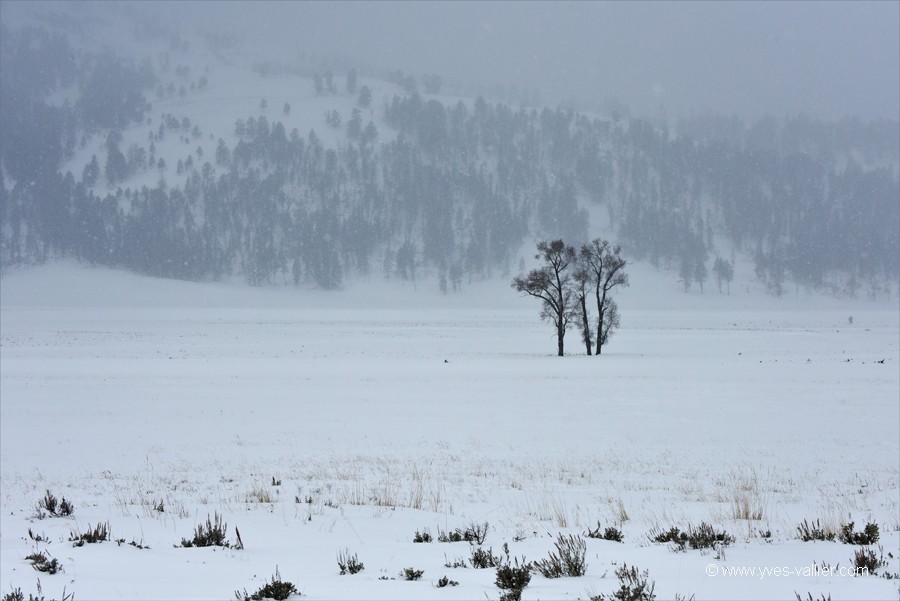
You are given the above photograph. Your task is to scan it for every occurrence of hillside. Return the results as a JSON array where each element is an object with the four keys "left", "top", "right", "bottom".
[{"left": 1, "top": 1, "right": 898, "bottom": 300}]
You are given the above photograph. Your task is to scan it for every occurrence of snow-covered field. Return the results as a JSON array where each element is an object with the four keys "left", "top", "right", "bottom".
[{"left": 1, "top": 264, "right": 898, "bottom": 600}]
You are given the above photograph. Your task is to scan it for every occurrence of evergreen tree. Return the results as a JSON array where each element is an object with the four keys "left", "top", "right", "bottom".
[
  {"left": 357, "top": 85, "right": 372, "bottom": 108},
  {"left": 82, "top": 155, "right": 100, "bottom": 186},
  {"left": 713, "top": 256, "right": 734, "bottom": 294}
]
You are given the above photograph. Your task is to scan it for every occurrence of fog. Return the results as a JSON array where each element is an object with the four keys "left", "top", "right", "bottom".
[{"left": 172, "top": 0, "right": 900, "bottom": 120}]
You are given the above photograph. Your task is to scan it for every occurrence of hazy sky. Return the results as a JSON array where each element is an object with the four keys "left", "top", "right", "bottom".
[
  {"left": 4, "top": 0, "right": 898, "bottom": 121},
  {"left": 181, "top": 0, "right": 899, "bottom": 121}
]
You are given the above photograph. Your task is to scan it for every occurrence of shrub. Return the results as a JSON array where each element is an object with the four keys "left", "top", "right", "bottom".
[
  {"left": 838, "top": 522, "right": 879, "bottom": 545},
  {"left": 686, "top": 522, "right": 734, "bottom": 549},
  {"left": 444, "top": 554, "right": 467, "bottom": 568},
  {"left": 851, "top": 546, "right": 887, "bottom": 575},
  {"left": 651, "top": 526, "right": 688, "bottom": 549},
  {"left": 469, "top": 546, "right": 501, "bottom": 569},
  {"left": 651, "top": 523, "right": 733, "bottom": 551},
  {"left": 1, "top": 589, "right": 24, "bottom": 601},
  {"left": 436, "top": 576, "right": 459, "bottom": 587},
  {"left": 413, "top": 529, "right": 432, "bottom": 543},
  {"left": 70, "top": 521, "right": 110, "bottom": 546},
  {"left": 495, "top": 552, "right": 532, "bottom": 601},
  {"left": 794, "top": 593, "right": 831, "bottom": 601},
  {"left": 25, "top": 551, "right": 62, "bottom": 574},
  {"left": 437, "top": 521, "right": 490, "bottom": 544},
  {"left": 3, "top": 586, "right": 74, "bottom": 601},
  {"left": 181, "top": 512, "right": 230, "bottom": 547},
  {"left": 797, "top": 519, "right": 836, "bottom": 542},
  {"left": 401, "top": 567, "right": 423, "bottom": 581},
  {"left": 586, "top": 521, "right": 624, "bottom": 542},
  {"left": 591, "top": 564, "right": 656, "bottom": 601},
  {"left": 337, "top": 548, "right": 364, "bottom": 575},
  {"left": 36, "top": 490, "right": 74, "bottom": 518},
  {"left": 235, "top": 566, "right": 298, "bottom": 600},
  {"left": 437, "top": 528, "right": 464, "bottom": 543},
  {"left": 533, "top": 533, "right": 587, "bottom": 578},
  {"left": 463, "top": 521, "right": 490, "bottom": 545}
]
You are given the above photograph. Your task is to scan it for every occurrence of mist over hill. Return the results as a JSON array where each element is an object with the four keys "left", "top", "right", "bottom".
[{"left": 1, "top": 0, "right": 897, "bottom": 300}]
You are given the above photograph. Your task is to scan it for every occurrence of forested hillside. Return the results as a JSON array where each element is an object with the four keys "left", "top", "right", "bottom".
[{"left": 1, "top": 10, "right": 897, "bottom": 298}]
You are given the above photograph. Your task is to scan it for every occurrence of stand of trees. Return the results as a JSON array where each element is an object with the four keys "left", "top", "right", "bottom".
[
  {"left": 513, "top": 239, "right": 628, "bottom": 356},
  {"left": 1, "top": 21, "right": 897, "bottom": 299}
]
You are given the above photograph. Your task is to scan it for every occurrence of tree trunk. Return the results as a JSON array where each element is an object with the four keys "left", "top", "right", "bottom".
[
  {"left": 580, "top": 295, "right": 592, "bottom": 355},
  {"left": 596, "top": 311, "right": 603, "bottom": 355},
  {"left": 595, "top": 288, "right": 607, "bottom": 354},
  {"left": 557, "top": 320, "right": 565, "bottom": 356}
]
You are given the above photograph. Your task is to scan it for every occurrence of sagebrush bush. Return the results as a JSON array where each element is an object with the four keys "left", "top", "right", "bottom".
[
  {"left": 495, "top": 554, "right": 532, "bottom": 600},
  {"left": 652, "top": 526, "right": 687, "bottom": 547},
  {"left": 25, "top": 551, "right": 62, "bottom": 574},
  {"left": 235, "top": 566, "right": 298, "bottom": 600},
  {"left": 413, "top": 529, "right": 432, "bottom": 543},
  {"left": 70, "top": 521, "right": 110, "bottom": 547},
  {"left": 591, "top": 563, "right": 656, "bottom": 601},
  {"left": 686, "top": 522, "right": 734, "bottom": 549},
  {"left": 444, "top": 554, "right": 467, "bottom": 568},
  {"left": 464, "top": 521, "right": 490, "bottom": 545},
  {"left": 533, "top": 533, "right": 587, "bottom": 578},
  {"left": 469, "top": 545, "right": 501, "bottom": 568},
  {"left": 851, "top": 546, "right": 886, "bottom": 575},
  {"left": 181, "top": 512, "right": 230, "bottom": 547},
  {"left": 3, "top": 586, "right": 74, "bottom": 601},
  {"left": 1, "top": 589, "right": 24, "bottom": 601},
  {"left": 839, "top": 522, "right": 879, "bottom": 545},
  {"left": 794, "top": 593, "right": 831, "bottom": 601},
  {"left": 337, "top": 548, "right": 364, "bottom": 575},
  {"left": 436, "top": 576, "right": 459, "bottom": 587},
  {"left": 651, "top": 523, "right": 733, "bottom": 551},
  {"left": 35, "top": 490, "right": 74, "bottom": 518},
  {"left": 797, "top": 519, "right": 836, "bottom": 542},
  {"left": 401, "top": 567, "right": 424, "bottom": 581},
  {"left": 586, "top": 521, "right": 624, "bottom": 542},
  {"left": 437, "top": 528, "right": 464, "bottom": 543},
  {"left": 436, "top": 520, "right": 490, "bottom": 544}
]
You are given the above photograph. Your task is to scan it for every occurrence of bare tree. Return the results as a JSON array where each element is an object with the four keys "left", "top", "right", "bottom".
[
  {"left": 580, "top": 239, "right": 629, "bottom": 355},
  {"left": 512, "top": 240, "right": 577, "bottom": 356}
]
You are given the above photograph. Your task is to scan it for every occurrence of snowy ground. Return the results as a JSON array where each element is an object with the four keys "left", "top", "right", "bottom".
[{"left": 1, "top": 264, "right": 898, "bottom": 600}]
